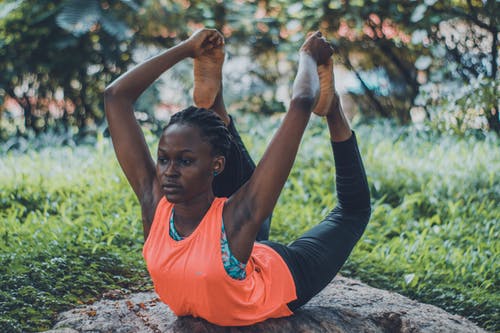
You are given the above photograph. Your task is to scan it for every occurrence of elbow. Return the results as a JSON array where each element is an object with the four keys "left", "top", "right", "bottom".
[
  {"left": 103, "top": 87, "right": 115, "bottom": 118},
  {"left": 103, "top": 84, "right": 130, "bottom": 117},
  {"left": 104, "top": 83, "right": 130, "bottom": 103},
  {"left": 104, "top": 84, "right": 118, "bottom": 102}
]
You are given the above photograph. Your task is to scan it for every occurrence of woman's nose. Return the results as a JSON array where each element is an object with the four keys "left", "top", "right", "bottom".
[{"left": 164, "top": 161, "right": 179, "bottom": 176}]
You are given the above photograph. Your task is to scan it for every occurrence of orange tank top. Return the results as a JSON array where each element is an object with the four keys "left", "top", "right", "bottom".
[{"left": 142, "top": 197, "right": 297, "bottom": 326}]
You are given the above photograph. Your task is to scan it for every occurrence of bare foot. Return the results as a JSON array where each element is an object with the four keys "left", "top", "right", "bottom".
[
  {"left": 193, "top": 40, "right": 225, "bottom": 109},
  {"left": 313, "top": 57, "right": 335, "bottom": 116},
  {"left": 299, "top": 31, "right": 335, "bottom": 116}
]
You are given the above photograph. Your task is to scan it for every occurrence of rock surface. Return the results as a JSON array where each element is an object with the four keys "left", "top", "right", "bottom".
[{"left": 44, "top": 276, "right": 487, "bottom": 333}]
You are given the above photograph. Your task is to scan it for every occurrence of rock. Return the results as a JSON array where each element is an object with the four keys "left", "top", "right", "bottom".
[{"left": 44, "top": 276, "right": 487, "bottom": 333}]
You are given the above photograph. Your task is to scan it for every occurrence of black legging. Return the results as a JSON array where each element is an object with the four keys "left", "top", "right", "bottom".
[{"left": 212, "top": 118, "right": 371, "bottom": 309}]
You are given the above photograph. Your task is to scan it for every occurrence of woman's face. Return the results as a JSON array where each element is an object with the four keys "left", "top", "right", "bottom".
[{"left": 157, "top": 123, "right": 219, "bottom": 203}]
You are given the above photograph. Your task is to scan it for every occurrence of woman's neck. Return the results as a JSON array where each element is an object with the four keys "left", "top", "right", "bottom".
[{"left": 173, "top": 192, "right": 215, "bottom": 236}]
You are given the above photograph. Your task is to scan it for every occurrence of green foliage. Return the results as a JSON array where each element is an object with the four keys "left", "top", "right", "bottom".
[
  {"left": 0, "top": 145, "right": 148, "bottom": 332},
  {"left": 0, "top": 0, "right": 141, "bottom": 136},
  {"left": 342, "top": 121, "right": 499, "bottom": 332},
  {"left": 417, "top": 77, "right": 499, "bottom": 135},
  {"left": 243, "top": 115, "right": 499, "bottom": 330},
  {"left": 1, "top": 118, "right": 498, "bottom": 331},
  {"left": 1, "top": 0, "right": 498, "bottom": 138},
  {"left": 0, "top": 248, "right": 145, "bottom": 332}
]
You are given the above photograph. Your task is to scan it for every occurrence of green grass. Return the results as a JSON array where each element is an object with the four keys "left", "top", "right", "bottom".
[{"left": 1, "top": 116, "right": 499, "bottom": 332}]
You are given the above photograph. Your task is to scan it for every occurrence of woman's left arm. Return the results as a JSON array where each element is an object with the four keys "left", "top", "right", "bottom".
[{"left": 223, "top": 32, "right": 333, "bottom": 262}]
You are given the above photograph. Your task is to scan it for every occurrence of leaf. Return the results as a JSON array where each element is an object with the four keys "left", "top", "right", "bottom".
[
  {"left": 287, "top": 3, "right": 303, "bottom": 15},
  {"left": 0, "top": 0, "right": 23, "bottom": 19},
  {"left": 119, "top": 0, "right": 140, "bottom": 11},
  {"left": 415, "top": 56, "right": 432, "bottom": 70},
  {"left": 411, "top": 4, "right": 427, "bottom": 23},
  {"left": 404, "top": 273, "right": 415, "bottom": 285},
  {"left": 54, "top": 36, "right": 79, "bottom": 50},
  {"left": 56, "top": 0, "right": 101, "bottom": 37},
  {"left": 100, "top": 13, "right": 134, "bottom": 40},
  {"left": 411, "top": 29, "right": 428, "bottom": 45}
]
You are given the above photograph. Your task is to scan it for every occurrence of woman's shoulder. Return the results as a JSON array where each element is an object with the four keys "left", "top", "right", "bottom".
[
  {"left": 143, "top": 195, "right": 172, "bottom": 240},
  {"left": 207, "top": 197, "right": 227, "bottom": 218}
]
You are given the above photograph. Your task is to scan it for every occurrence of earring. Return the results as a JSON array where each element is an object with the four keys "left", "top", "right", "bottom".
[{"left": 213, "top": 171, "right": 219, "bottom": 176}]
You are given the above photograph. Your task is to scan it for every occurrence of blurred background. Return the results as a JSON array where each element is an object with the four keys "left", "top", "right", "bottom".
[
  {"left": 0, "top": 0, "right": 498, "bottom": 150},
  {"left": 0, "top": 1, "right": 499, "bottom": 332}
]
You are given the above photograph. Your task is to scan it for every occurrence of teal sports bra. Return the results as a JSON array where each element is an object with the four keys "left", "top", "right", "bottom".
[{"left": 169, "top": 209, "right": 247, "bottom": 280}]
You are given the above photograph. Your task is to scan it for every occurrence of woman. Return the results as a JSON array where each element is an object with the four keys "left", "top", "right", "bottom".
[{"left": 104, "top": 29, "right": 371, "bottom": 326}]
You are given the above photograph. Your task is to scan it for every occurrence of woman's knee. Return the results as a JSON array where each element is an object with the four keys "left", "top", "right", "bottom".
[{"left": 326, "top": 205, "right": 370, "bottom": 229}]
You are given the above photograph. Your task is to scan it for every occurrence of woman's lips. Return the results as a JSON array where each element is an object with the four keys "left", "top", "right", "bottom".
[{"left": 162, "top": 183, "right": 182, "bottom": 192}]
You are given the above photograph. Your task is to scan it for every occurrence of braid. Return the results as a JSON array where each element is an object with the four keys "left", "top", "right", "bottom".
[{"left": 164, "top": 106, "right": 232, "bottom": 157}]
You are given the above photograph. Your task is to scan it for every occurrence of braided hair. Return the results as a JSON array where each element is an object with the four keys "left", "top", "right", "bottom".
[{"left": 164, "top": 106, "right": 232, "bottom": 158}]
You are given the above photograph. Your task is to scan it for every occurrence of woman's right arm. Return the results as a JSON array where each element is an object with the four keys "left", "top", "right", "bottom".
[
  {"left": 222, "top": 32, "right": 333, "bottom": 262},
  {"left": 104, "top": 29, "right": 223, "bottom": 235}
]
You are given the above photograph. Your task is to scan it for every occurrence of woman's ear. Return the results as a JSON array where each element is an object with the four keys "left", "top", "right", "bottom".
[{"left": 213, "top": 156, "right": 226, "bottom": 176}]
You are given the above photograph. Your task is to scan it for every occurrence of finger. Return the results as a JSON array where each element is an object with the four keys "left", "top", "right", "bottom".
[
  {"left": 203, "top": 44, "right": 215, "bottom": 52},
  {"left": 201, "top": 37, "right": 213, "bottom": 48},
  {"left": 207, "top": 35, "right": 222, "bottom": 48},
  {"left": 212, "top": 35, "right": 225, "bottom": 47},
  {"left": 207, "top": 32, "right": 218, "bottom": 42}
]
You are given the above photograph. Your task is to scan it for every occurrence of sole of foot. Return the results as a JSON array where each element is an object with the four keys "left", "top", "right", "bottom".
[
  {"left": 193, "top": 49, "right": 225, "bottom": 109},
  {"left": 313, "top": 58, "right": 334, "bottom": 116}
]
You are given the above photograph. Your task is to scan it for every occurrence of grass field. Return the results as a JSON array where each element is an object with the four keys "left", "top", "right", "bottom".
[{"left": 1, "top": 115, "right": 499, "bottom": 332}]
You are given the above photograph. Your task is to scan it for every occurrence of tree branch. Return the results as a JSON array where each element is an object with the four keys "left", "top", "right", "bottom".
[
  {"left": 340, "top": 50, "right": 391, "bottom": 118},
  {"left": 377, "top": 40, "right": 419, "bottom": 96},
  {"left": 491, "top": 26, "right": 498, "bottom": 79},
  {"left": 365, "top": 15, "right": 418, "bottom": 98}
]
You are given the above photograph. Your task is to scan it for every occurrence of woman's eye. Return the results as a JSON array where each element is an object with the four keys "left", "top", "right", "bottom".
[
  {"left": 181, "top": 159, "right": 192, "bottom": 166},
  {"left": 158, "top": 157, "right": 168, "bottom": 165}
]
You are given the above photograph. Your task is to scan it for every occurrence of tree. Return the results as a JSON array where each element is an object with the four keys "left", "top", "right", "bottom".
[
  {"left": 418, "top": 0, "right": 499, "bottom": 133},
  {"left": 1, "top": 0, "right": 498, "bottom": 137},
  {"left": 0, "top": 0, "right": 140, "bottom": 137},
  {"left": 246, "top": 0, "right": 498, "bottom": 129}
]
